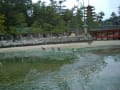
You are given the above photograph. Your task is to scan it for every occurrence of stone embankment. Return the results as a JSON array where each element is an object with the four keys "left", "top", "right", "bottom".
[{"left": 0, "top": 40, "right": 120, "bottom": 52}]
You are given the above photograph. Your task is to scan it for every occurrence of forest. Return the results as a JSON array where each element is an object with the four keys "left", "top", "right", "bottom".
[{"left": 0, "top": 0, "right": 120, "bottom": 37}]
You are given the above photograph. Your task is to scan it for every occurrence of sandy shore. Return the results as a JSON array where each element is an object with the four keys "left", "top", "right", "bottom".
[{"left": 0, "top": 40, "right": 120, "bottom": 52}]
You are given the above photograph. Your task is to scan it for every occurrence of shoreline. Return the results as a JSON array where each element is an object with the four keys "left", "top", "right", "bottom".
[{"left": 0, "top": 40, "right": 120, "bottom": 52}]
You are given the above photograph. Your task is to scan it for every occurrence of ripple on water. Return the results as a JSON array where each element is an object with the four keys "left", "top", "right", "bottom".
[{"left": 0, "top": 47, "right": 120, "bottom": 90}]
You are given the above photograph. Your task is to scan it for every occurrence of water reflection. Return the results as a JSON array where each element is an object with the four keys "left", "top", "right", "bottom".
[
  {"left": 88, "top": 55, "right": 120, "bottom": 90},
  {"left": 0, "top": 47, "right": 120, "bottom": 90}
]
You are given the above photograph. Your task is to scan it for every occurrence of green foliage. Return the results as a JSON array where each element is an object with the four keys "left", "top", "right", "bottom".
[
  {"left": 62, "top": 9, "right": 73, "bottom": 24},
  {"left": 32, "top": 21, "right": 41, "bottom": 28},
  {"left": 74, "top": 8, "right": 83, "bottom": 32},
  {"left": 15, "top": 27, "right": 31, "bottom": 34},
  {"left": 52, "top": 19, "right": 66, "bottom": 33},
  {"left": 10, "top": 27, "right": 16, "bottom": 35},
  {"left": 97, "top": 12, "right": 105, "bottom": 22},
  {"left": 15, "top": 13, "right": 27, "bottom": 27},
  {"left": 104, "top": 11, "right": 120, "bottom": 25},
  {"left": 0, "top": 14, "right": 5, "bottom": 35},
  {"left": 42, "top": 23, "right": 53, "bottom": 33},
  {"left": 31, "top": 27, "right": 44, "bottom": 34},
  {"left": 0, "top": 0, "right": 32, "bottom": 33},
  {"left": 0, "top": 0, "right": 108, "bottom": 36}
]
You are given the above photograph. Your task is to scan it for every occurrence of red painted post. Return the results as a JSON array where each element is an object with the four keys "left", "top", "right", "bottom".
[
  {"left": 112, "top": 31, "right": 114, "bottom": 40},
  {"left": 101, "top": 32, "right": 103, "bottom": 40},
  {"left": 95, "top": 32, "right": 97, "bottom": 40},
  {"left": 107, "top": 32, "right": 108, "bottom": 40},
  {"left": 119, "top": 31, "right": 120, "bottom": 39}
]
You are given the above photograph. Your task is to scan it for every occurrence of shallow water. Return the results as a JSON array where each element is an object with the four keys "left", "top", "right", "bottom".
[{"left": 0, "top": 46, "right": 120, "bottom": 90}]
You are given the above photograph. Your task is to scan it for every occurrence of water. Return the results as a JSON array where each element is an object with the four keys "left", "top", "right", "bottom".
[{"left": 0, "top": 46, "right": 120, "bottom": 90}]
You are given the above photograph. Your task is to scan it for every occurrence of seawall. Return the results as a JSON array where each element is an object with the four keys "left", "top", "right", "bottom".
[{"left": 0, "top": 40, "right": 120, "bottom": 52}]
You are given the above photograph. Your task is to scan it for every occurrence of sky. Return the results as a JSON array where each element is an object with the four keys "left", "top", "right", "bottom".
[{"left": 32, "top": 0, "right": 120, "bottom": 20}]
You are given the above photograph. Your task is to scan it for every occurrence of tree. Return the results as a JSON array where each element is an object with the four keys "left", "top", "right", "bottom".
[
  {"left": 104, "top": 6, "right": 120, "bottom": 25},
  {"left": 62, "top": 9, "right": 73, "bottom": 32},
  {"left": 52, "top": 19, "right": 66, "bottom": 34},
  {"left": 0, "top": 14, "right": 5, "bottom": 35},
  {"left": 75, "top": 8, "right": 83, "bottom": 31},
  {"left": 62, "top": 9, "right": 73, "bottom": 25},
  {"left": 58, "top": 0, "right": 66, "bottom": 9},
  {"left": 49, "top": 0, "right": 57, "bottom": 8},
  {"left": 69, "top": 7, "right": 84, "bottom": 33},
  {"left": 118, "top": 6, "right": 120, "bottom": 16},
  {"left": 96, "top": 12, "right": 105, "bottom": 26},
  {"left": 97, "top": 12, "right": 105, "bottom": 22},
  {"left": 58, "top": 0, "right": 66, "bottom": 14},
  {"left": 111, "top": 12, "right": 117, "bottom": 18},
  {"left": 111, "top": 12, "right": 118, "bottom": 25},
  {"left": 0, "top": 0, "right": 33, "bottom": 32},
  {"left": 118, "top": 6, "right": 120, "bottom": 25},
  {"left": 32, "top": 1, "right": 63, "bottom": 34},
  {"left": 15, "top": 13, "right": 27, "bottom": 27}
]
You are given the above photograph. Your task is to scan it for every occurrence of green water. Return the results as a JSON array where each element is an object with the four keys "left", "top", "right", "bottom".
[{"left": 0, "top": 46, "right": 120, "bottom": 90}]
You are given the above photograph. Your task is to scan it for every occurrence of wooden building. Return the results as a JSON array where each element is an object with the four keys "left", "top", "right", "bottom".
[{"left": 89, "top": 26, "right": 120, "bottom": 40}]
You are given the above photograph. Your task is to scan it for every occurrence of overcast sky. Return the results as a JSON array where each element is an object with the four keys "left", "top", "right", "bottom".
[{"left": 32, "top": 0, "right": 120, "bottom": 20}]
